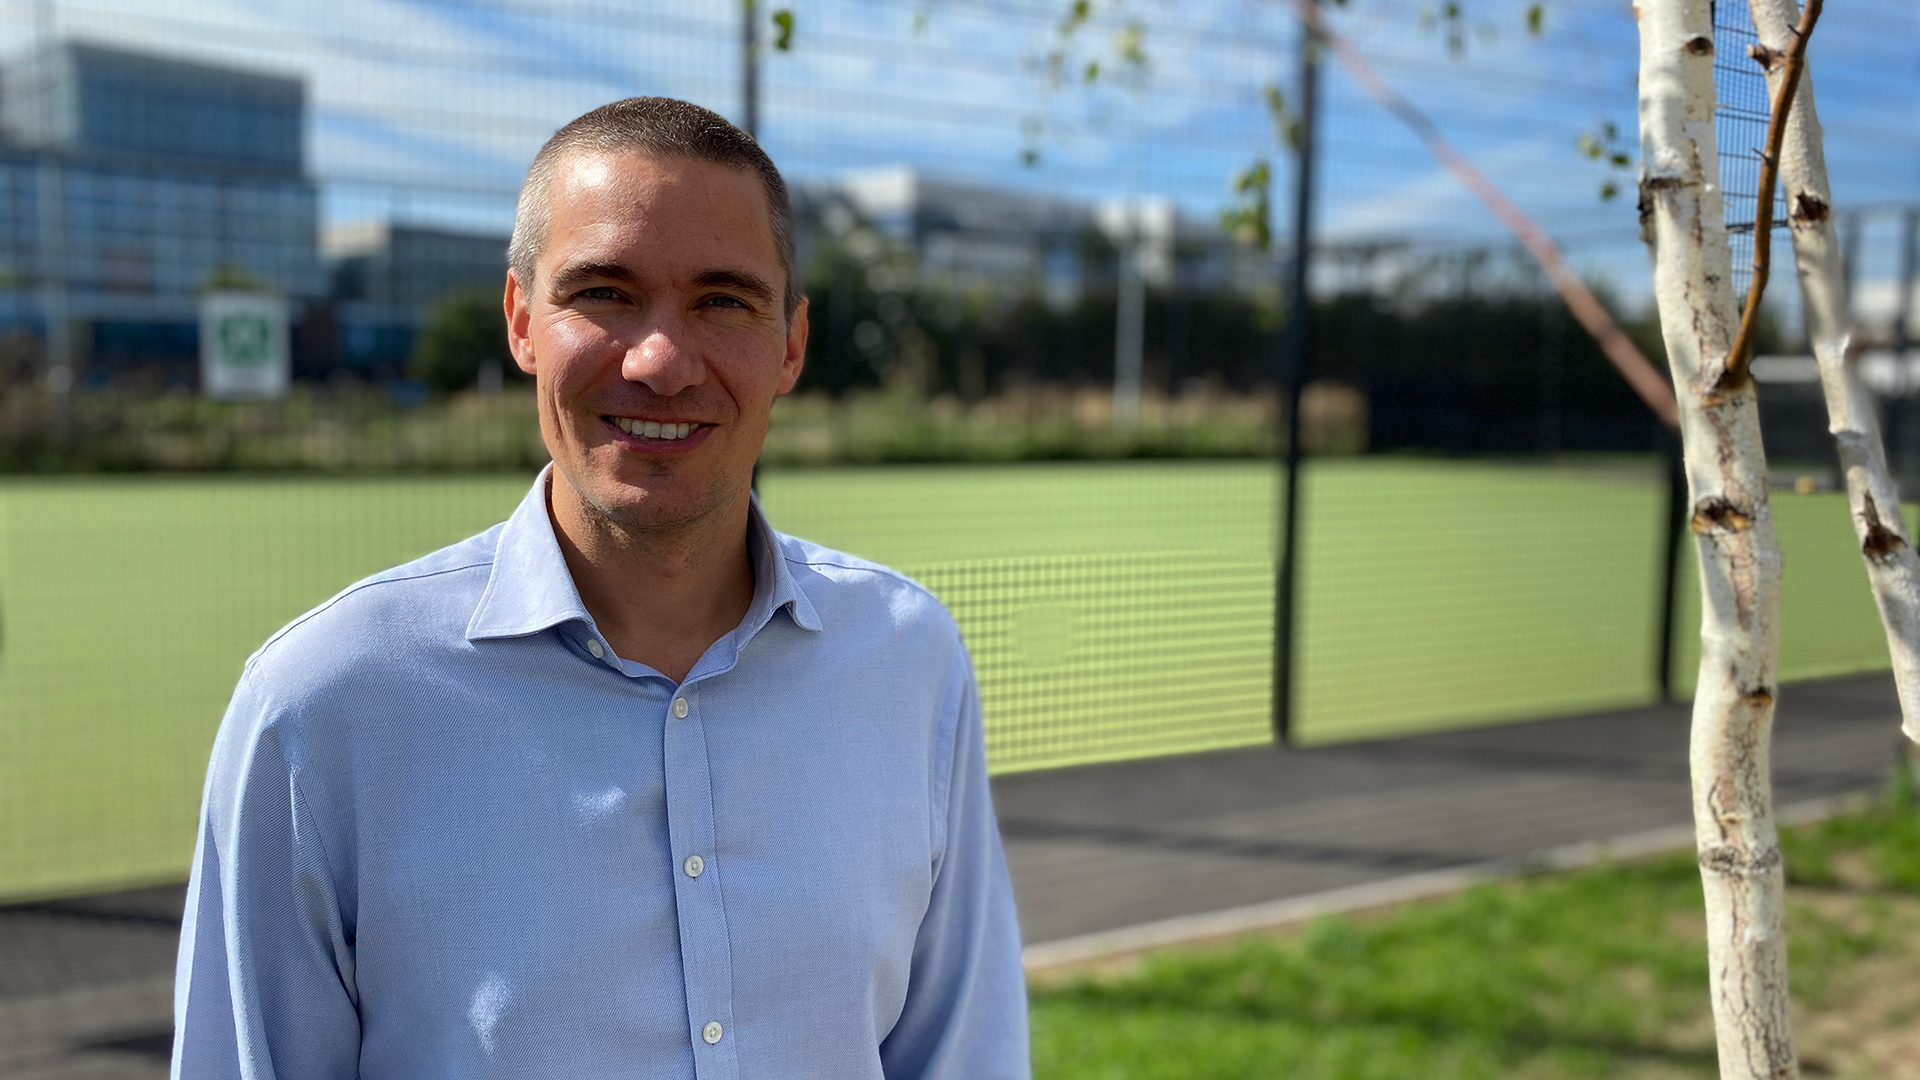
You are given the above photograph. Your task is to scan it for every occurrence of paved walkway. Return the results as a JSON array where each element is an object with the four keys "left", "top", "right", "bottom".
[{"left": 2, "top": 672, "right": 1904, "bottom": 1077}]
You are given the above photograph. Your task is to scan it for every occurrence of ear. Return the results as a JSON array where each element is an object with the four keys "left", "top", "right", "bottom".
[
  {"left": 505, "top": 270, "right": 537, "bottom": 376},
  {"left": 777, "top": 295, "right": 809, "bottom": 395}
]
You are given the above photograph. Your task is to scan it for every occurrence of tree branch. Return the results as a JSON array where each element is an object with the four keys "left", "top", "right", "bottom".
[
  {"left": 1277, "top": 0, "right": 1681, "bottom": 429},
  {"left": 1723, "top": 0, "right": 1823, "bottom": 389}
]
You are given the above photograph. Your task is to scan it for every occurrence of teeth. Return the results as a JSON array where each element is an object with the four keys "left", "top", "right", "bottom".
[{"left": 612, "top": 418, "right": 699, "bottom": 440}]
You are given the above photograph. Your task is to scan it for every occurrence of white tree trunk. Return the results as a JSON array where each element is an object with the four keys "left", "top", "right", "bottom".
[
  {"left": 1636, "top": 0, "right": 1798, "bottom": 1076},
  {"left": 1748, "top": 0, "right": 1920, "bottom": 746}
]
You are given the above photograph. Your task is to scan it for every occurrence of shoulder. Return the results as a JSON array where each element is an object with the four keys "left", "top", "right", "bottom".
[
  {"left": 775, "top": 531, "right": 959, "bottom": 642},
  {"left": 242, "top": 524, "right": 502, "bottom": 693}
]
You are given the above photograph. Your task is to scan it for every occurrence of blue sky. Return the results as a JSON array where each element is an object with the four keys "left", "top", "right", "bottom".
[{"left": 4, "top": 0, "right": 1913, "bottom": 313}]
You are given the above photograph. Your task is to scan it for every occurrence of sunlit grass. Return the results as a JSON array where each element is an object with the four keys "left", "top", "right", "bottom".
[{"left": 1032, "top": 788, "right": 1920, "bottom": 1080}]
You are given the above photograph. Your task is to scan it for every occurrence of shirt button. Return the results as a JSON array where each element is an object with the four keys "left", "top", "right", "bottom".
[
  {"left": 683, "top": 854, "right": 705, "bottom": 879},
  {"left": 586, "top": 640, "right": 605, "bottom": 659},
  {"left": 672, "top": 697, "right": 689, "bottom": 719},
  {"left": 702, "top": 1020, "right": 723, "bottom": 1045}
]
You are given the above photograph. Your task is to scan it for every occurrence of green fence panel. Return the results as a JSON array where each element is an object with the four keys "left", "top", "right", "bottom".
[
  {"left": 4, "top": 461, "right": 1912, "bottom": 901},
  {"left": 757, "top": 460, "right": 1279, "bottom": 772},
  {"left": 1667, "top": 494, "right": 1919, "bottom": 692},
  {"left": 1294, "top": 459, "right": 1670, "bottom": 743},
  {"left": 0, "top": 475, "right": 529, "bottom": 900}
]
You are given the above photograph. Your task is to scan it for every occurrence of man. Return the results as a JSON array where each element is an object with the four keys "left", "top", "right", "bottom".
[{"left": 174, "top": 98, "right": 1028, "bottom": 1079}]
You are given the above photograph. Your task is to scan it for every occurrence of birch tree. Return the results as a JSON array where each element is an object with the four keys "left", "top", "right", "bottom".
[
  {"left": 1747, "top": 0, "right": 1920, "bottom": 745},
  {"left": 1636, "top": 0, "right": 1800, "bottom": 1074}
]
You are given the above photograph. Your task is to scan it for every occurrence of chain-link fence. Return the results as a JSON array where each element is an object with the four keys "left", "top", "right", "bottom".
[{"left": 0, "top": 0, "right": 1915, "bottom": 904}]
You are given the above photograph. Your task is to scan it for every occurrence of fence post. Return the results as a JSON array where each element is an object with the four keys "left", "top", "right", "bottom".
[
  {"left": 1273, "top": 0, "right": 1321, "bottom": 747},
  {"left": 740, "top": 0, "right": 759, "bottom": 139},
  {"left": 1657, "top": 432, "right": 1688, "bottom": 700},
  {"left": 1892, "top": 210, "right": 1916, "bottom": 475}
]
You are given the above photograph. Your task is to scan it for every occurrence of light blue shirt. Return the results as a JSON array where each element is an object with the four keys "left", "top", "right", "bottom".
[{"left": 173, "top": 468, "right": 1029, "bottom": 1079}]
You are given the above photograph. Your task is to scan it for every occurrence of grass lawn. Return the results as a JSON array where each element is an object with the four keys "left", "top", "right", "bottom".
[
  {"left": 1031, "top": 785, "right": 1920, "bottom": 1080},
  {"left": 0, "top": 458, "right": 1902, "bottom": 899}
]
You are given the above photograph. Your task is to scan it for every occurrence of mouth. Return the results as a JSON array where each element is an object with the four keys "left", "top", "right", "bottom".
[
  {"left": 601, "top": 415, "right": 714, "bottom": 453},
  {"left": 607, "top": 417, "right": 701, "bottom": 441}
]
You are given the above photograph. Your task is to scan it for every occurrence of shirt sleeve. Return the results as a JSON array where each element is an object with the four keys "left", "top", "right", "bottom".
[
  {"left": 878, "top": 649, "right": 1031, "bottom": 1080},
  {"left": 173, "top": 669, "right": 362, "bottom": 1080}
]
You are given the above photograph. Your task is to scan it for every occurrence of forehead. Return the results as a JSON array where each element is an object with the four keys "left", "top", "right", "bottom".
[{"left": 540, "top": 150, "right": 778, "bottom": 271}]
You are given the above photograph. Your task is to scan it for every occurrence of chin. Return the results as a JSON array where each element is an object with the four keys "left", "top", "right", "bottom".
[{"left": 589, "top": 479, "right": 734, "bottom": 535}]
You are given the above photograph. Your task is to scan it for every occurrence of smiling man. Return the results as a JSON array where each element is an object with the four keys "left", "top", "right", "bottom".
[{"left": 173, "top": 98, "right": 1028, "bottom": 1080}]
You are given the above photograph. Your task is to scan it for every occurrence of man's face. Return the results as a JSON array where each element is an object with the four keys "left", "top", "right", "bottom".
[{"left": 506, "top": 151, "right": 807, "bottom": 535}]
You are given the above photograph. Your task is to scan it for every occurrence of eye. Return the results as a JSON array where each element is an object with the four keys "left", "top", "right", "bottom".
[
  {"left": 703, "top": 294, "right": 750, "bottom": 310},
  {"left": 575, "top": 286, "right": 624, "bottom": 302}
]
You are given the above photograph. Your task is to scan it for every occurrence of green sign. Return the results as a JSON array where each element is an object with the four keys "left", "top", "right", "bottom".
[{"left": 218, "top": 313, "right": 272, "bottom": 366}]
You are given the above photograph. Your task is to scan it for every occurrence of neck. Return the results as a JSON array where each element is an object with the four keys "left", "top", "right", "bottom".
[{"left": 546, "top": 474, "right": 757, "bottom": 684}]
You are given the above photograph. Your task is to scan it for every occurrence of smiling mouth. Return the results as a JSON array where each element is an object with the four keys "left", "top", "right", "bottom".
[{"left": 607, "top": 417, "right": 702, "bottom": 441}]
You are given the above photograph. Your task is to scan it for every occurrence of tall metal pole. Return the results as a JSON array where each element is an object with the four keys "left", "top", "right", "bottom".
[
  {"left": 741, "top": 0, "right": 759, "bottom": 139},
  {"left": 1113, "top": 210, "right": 1145, "bottom": 428},
  {"left": 743, "top": 0, "right": 759, "bottom": 494},
  {"left": 1273, "top": 0, "right": 1320, "bottom": 746},
  {"left": 1892, "top": 209, "right": 1917, "bottom": 477},
  {"left": 35, "top": 0, "right": 70, "bottom": 448},
  {"left": 1656, "top": 431, "right": 1688, "bottom": 701}
]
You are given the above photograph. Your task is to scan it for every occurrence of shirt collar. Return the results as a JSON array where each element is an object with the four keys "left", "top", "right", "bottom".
[{"left": 466, "top": 465, "right": 822, "bottom": 643}]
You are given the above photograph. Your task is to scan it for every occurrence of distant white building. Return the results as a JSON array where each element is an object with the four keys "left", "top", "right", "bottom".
[{"left": 806, "top": 165, "right": 1278, "bottom": 306}]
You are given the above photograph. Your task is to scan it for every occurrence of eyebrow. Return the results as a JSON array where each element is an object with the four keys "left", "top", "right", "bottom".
[
  {"left": 547, "top": 261, "right": 638, "bottom": 295},
  {"left": 546, "top": 262, "right": 778, "bottom": 309},
  {"left": 691, "top": 267, "right": 776, "bottom": 306}
]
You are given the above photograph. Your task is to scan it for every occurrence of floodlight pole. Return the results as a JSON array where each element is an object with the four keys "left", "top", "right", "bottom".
[{"left": 1273, "top": 0, "right": 1321, "bottom": 747}]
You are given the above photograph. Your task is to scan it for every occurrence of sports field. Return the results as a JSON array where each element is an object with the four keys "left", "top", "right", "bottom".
[{"left": 0, "top": 459, "right": 1900, "bottom": 899}]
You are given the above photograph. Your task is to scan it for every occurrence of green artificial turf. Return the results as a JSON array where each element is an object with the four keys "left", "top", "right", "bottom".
[{"left": 0, "top": 459, "right": 1903, "bottom": 899}]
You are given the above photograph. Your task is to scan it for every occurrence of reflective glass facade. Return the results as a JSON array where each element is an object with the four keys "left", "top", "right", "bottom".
[{"left": 0, "top": 42, "right": 319, "bottom": 381}]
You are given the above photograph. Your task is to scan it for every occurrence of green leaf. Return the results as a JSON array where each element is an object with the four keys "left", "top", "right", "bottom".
[
  {"left": 1263, "top": 84, "right": 1286, "bottom": 119},
  {"left": 1526, "top": 3, "right": 1543, "bottom": 34},
  {"left": 1083, "top": 58, "right": 1100, "bottom": 83},
  {"left": 1061, "top": 0, "right": 1091, "bottom": 34},
  {"left": 1600, "top": 179, "right": 1619, "bottom": 201},
  {"left": 771, "top": 9, "right": 794, "bottom": 50}
]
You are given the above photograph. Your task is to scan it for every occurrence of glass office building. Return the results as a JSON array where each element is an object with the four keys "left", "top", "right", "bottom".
[{"left": 0, "top": 41, "right": 321, "bottom": 383}]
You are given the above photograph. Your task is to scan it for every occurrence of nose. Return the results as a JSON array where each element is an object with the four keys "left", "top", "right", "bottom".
[{"left": 621, "top": 319, "right": 705, "bottom": 399}]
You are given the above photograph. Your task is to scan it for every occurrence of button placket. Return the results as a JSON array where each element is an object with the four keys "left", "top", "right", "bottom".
[{"left": 660, "top": 687, "right": 738, "bottom": 1078}]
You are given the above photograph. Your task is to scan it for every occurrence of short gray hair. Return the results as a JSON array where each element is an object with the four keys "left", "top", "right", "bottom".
[{"left": 508, "top": 97, "right": 799, "bottom": 319}]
